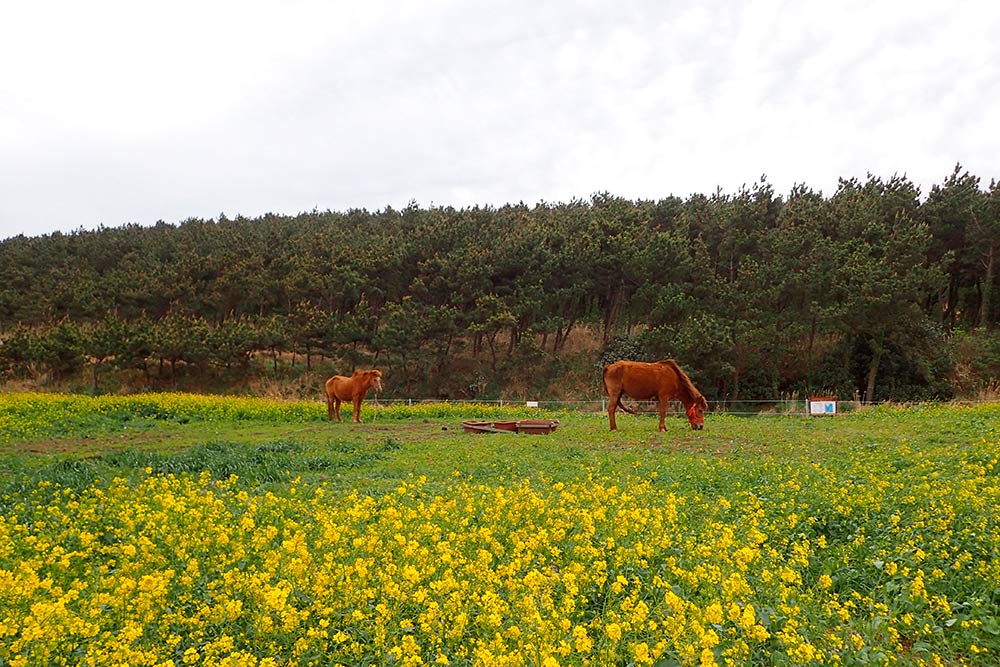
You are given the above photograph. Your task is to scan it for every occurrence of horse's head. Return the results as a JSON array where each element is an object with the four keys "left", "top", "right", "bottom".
[
  {"left": 686, "top": 396, "right": 707, "bottom": 430},
  {"left": 352, "top": 369, "right": 383, "bottom": 393}
]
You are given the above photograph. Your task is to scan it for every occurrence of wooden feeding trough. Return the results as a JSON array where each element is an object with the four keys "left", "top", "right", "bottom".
[
  {"left": 513, "top": 419, "right": 561, "bottom": 434},
  {"left": 462, "top": 419, "right": 560, "bottom": 434},
  {"left": 462, "top": 420, "right": 517, "bottom": 433}
]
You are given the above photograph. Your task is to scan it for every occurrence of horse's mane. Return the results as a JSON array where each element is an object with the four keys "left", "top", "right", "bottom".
[{"left": 658, "top": 359, "right": 707, "bottom": 407}]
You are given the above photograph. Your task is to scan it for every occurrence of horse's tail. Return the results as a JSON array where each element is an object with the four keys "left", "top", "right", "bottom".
[
  {"left": 602, "top": 363, "right": 636, "bottom": 414},
  {"left": 323, "top": 377, "right": 335, "bottom": 417},
  {"left": 616, "top": 397, "right": 637, "bottom": 414}
]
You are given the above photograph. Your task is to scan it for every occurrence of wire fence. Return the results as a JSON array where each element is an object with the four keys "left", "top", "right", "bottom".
[{"left": 369, "top": 398, "right": 890, "bottom": 417}]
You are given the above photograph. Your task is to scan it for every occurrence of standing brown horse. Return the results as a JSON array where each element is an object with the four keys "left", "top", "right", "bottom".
[
  {"left": 603, "top": 360, "right": 707, "bottom": 431},
  {"left": 325, "top": 369, "right": 383, "bottom": 423}
]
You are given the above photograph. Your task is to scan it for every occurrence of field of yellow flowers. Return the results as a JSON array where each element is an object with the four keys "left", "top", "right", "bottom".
[{"left": 1, "top": 393, "right": 999, "bottom": 666}]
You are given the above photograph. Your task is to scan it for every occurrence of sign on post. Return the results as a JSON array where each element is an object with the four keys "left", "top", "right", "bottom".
[{"left": 808, "top": 396, "right": 837, "bottom": 416}]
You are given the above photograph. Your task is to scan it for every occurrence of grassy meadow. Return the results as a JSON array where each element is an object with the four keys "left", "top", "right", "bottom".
[{"left": 1, "top": 393, "right": 999, "bottom": 667}]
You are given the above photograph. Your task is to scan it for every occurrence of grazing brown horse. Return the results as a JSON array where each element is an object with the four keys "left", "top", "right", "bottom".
[
  {"left": 603, "top": 360, "right": 707, "bottom": 431},
  {"left": 325, "top": 369, "right": 383, "bottom": 423}
]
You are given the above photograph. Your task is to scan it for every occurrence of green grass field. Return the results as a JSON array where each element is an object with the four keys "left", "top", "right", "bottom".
[{"left": 1, "top": 393, "right": 999, "bottom": 666}]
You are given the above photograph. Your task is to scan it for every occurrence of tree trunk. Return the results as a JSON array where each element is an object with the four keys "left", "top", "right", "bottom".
[
  {"left": 602, "top": 282, "right": 622, "bottom": 344},
  {"left": 946, "top": 277, "right": 959, "bottom": 330},
  {"left": 980, "top": 241, "right": 995, "bottom": 328},
  {"left": 486, "top": 332, "right": 499, "bottom": 372},
  {"left": 556, "top": 317, "right": 576, "bottom": 352},
  {"left": 865, "top": 338, "right": 883, "bottom": 403},
  {"left": 806, "top": 315, "right": 817, "bottom": 385}
]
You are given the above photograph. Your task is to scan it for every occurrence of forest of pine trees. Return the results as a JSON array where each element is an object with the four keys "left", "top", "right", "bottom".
[{"left": 2, "top": 167, "right": 999, "bottom": 403}]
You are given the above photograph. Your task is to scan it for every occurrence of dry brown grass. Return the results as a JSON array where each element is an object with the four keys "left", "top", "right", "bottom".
[{"left": 974, "top": 380, "right": 1000, "bottom": 402}]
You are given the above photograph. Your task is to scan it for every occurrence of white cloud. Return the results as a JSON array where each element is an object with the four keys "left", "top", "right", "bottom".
[{"left": 2, "top": 0, "right": 999, "bottom": 238}]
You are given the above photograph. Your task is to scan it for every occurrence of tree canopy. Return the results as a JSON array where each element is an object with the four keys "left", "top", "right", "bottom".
[{"left": 2, "top": 167, "right": 998, "bottom": 401}]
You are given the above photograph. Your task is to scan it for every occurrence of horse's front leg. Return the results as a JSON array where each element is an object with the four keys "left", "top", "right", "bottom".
[
  {"left": 352, "top": 396, "right": 363, "bottom": 422},
  {"left": 657, "top": 399, "right": 667, "bottom": 431}
]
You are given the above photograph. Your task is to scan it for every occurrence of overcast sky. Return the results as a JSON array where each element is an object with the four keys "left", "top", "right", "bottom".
[{"left": 2, "top": 0, "right": 999, "bottom": 240}]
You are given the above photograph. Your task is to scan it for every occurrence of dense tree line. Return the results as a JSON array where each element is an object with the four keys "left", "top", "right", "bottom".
[{"left": 2, "top": 166, "right": 998, "bottom": 401}]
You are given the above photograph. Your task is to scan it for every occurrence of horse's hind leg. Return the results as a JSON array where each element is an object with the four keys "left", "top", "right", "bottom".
[
  {"left": 607, "top": 390, "right": 621, "bottom": 430},
  {"left": 334, "top": 397, "right": 343, "bottom": 422}
]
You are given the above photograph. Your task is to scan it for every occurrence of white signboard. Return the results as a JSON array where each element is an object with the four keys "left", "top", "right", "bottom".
[
  {"left": 526, "top": 401, "right": 539, "bottom": 408},
  {"left": 808, "top": 398, "right": 837, "bottom": 416}
]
